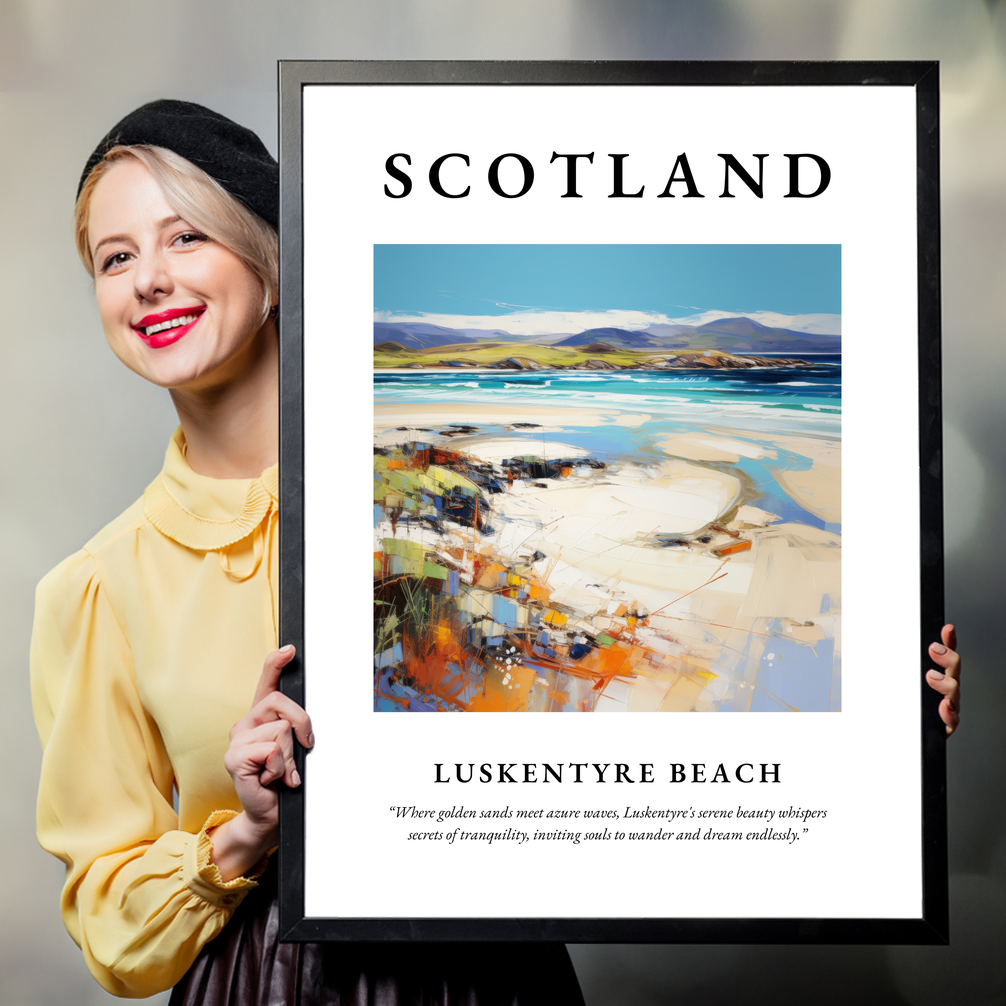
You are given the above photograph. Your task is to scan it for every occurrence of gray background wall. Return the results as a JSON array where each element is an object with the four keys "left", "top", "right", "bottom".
[{"left": 1, "top": 2, "right": 1003, "bottom": 1003}]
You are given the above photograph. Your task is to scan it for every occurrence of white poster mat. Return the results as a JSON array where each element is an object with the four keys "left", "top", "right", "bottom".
[{"left": 301, "top": 84, "right": 919, "bottom": 920}]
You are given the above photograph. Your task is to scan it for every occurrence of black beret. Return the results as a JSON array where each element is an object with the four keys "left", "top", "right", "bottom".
[{"left": 78, "top": 99, "right": 278, "bottom": 228}]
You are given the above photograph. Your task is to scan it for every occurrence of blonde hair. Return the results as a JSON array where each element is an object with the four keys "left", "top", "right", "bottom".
[{"left": 75, "top": 145, "right": 278, "bottom": 322}]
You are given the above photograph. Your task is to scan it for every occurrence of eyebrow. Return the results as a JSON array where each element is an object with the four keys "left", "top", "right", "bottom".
[{"left": 91, "top": 215, "right": 185, "bottom": 258}]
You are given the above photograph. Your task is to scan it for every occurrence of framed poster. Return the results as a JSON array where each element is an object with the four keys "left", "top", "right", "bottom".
[{"left": 277, "top": 61, "right": 946, "bottom": 943}]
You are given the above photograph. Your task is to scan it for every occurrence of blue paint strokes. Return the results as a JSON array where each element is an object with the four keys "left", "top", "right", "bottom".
[
  {"left": 751, "top": 626, "right": 835, "bottom": 712},
  {"left": 731, "top": 457, "right": 827, "bottom": 530},
  {"left": 375, "top": 663, "right": 450, "bottom": 711},
  {"left": 376, "top": 642, "right": 404, "bottom": 670},
  {"left": 490, "top": 593, "right": 518, "bottom": 627}
]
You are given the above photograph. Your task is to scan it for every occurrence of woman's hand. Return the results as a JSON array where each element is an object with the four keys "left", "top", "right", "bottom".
[
  {"left": 926, "top": 624, "right": 961, "bottom": 738},
  {"left": 209, "top": 645, "right": 314, "bottom": 881}
]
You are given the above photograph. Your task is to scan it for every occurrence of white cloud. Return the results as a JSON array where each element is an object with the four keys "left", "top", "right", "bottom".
[{"left": 374, "top": 308, "right": 842, "bottom": 337}]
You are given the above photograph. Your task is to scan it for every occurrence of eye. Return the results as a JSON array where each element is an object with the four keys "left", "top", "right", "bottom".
[
  {"left": 100, "top": 251, "right": 132, "bottom": 274},
  {"left": 172, "top": 230, "right": 208, "bottom": 249}
]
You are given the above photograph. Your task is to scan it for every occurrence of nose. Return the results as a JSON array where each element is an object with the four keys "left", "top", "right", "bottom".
[{"left": 133, "top": 247, "right": 173, "bottom": 303}]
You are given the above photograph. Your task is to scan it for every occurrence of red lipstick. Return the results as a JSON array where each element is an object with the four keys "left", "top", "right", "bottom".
[{"left": 133, "top": 306, "right": 205, "bottom": 349}]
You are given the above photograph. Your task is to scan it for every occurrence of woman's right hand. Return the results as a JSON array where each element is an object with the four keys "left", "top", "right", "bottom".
[{"left": 209, "top": 645, "right": 314, "bottom": 881}]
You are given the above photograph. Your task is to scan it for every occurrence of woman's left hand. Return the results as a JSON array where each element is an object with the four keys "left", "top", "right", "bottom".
[{"left": 926, "top": 624, "right": 961, "bottom": 737}]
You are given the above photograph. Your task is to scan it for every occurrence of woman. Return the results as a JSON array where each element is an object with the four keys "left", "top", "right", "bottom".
[{"left": 31, "top": 100, "right": 586, "bottom": 1003}]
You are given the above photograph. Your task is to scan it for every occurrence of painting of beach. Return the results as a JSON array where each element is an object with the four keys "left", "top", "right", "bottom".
[{"left": 373, "top": 245, "right": 841, "bottom": 713}]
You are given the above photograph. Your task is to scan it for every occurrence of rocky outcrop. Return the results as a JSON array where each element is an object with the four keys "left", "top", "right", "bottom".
[
  {"left": 492, "top": 357, "right": 549, "bottom": 371},
  {"left": 646, "top": 353, "right": 809, "bottom": 370},
  {"left": 398, "top": 351, "right": 814, "bottom": 372},
  {"left": 579, "top": 358, "right": 620, "bottom": 370}
]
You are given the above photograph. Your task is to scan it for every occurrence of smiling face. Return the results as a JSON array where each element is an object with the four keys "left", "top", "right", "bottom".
[{"left": 87, "top": 158, "right": 272, "bottom": 393}]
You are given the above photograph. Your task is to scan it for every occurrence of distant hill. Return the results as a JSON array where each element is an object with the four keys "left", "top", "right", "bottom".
[
  {"left": 554, "top": 322, "right": 838, "bottom": 354},
  {"left": 552, "top": 327, "right": 661, "bottom": 349},
  {"left": 374, "top": 322, "right": 526, "bottom": 350},
  {"left": 375, "top": 317, "right": 841, "bottom": 354},
  {"left": 668, "top": 317, "right": 841, "bottom": 353},
  {"left": 640, "top": 324, "right": 703, "bottom": 340},
  {"left": 374, "top": 324, "right": 476, "bottom": 350},
  {"left": 697, "top": 317, "right": 777, "bottom": 336}
]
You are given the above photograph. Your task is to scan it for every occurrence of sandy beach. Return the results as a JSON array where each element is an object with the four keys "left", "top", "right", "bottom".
[{"left": 373, "top": 396, "right": 841, "bottom": 714}]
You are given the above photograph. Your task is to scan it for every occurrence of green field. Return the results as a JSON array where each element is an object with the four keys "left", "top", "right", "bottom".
[{"left": 373, "top": 341, "right": 734, "bottom": 370}]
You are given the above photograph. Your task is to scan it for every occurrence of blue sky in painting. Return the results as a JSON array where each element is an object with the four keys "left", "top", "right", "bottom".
[{"left": 374, "top": 245, "right": 840, "bottom": 318}]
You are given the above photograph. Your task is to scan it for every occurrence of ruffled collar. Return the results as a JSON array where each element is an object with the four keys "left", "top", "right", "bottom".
[{"left": 143, "top": 428, "right": 278, "bottom": 551}]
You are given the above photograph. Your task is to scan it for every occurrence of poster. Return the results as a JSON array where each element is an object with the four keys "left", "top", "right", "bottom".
[{"left": 278, "top": 62, "right": 945, "bottom": 942}]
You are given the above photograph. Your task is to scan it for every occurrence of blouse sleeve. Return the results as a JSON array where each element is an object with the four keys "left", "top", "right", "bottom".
[{"left": 31, "top": 549, "right": 262, "bottom": 998}]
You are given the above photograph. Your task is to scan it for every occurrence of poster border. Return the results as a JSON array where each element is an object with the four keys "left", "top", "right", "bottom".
[{"left": 277, "top": 59, "right": 946, "bottom": 944}]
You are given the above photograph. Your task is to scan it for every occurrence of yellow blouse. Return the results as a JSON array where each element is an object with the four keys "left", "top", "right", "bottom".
[{"left": 31, "top": 428, "right": 279, "bottom": 998}]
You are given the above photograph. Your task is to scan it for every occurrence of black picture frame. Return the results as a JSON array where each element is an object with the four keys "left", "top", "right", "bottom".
[{"left": 277, "top": 60, "right": 945, "bottom": 944}]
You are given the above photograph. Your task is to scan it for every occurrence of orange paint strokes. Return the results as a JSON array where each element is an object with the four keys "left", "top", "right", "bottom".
[
  {"left": 528, "top": 637, "right": 637, "bottom": 707},
  {"left": 475, "top": 560, "right": 508, "bottom": 589},
  {"left": 708, "top": 523, "right": 741, "bottom": 539},
  {"left": 428, "top": 446, "right": 465, "bottom": 468},
  {"left": 433, "top": 623, "right": 456, "bottom": 650},
  {"left": 398, "top": 615, "right": 473, "bottom": 707},
  {"left": 468, "top": 662, "right": 537, "bottom": 711},
  {"left": 713, "top": 540, "right": 752, "bottom": 558}
]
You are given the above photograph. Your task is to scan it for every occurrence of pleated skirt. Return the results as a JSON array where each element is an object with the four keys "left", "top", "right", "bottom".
[{"left": 169, "top": 870, "right": 585, "bottom": 1006}]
